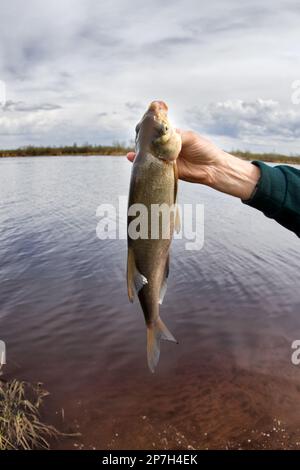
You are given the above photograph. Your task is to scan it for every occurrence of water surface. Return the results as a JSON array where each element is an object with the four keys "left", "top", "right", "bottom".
[{"left": 0, "top": 156, "right": 300, "bottom": 449}]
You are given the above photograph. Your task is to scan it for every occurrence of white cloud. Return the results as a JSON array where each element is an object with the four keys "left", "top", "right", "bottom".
[
  {"left": 4, "top": 100, "right": 62, "bottom": 112},
  {"left": 187, "top": 99, "right": 300, "bottom": 148},
  {"left": 0, "top": 109, "right": 62, "bottom": 137},
  {"left": 0, "top": 0, "right": 299, "bottom": 152}
]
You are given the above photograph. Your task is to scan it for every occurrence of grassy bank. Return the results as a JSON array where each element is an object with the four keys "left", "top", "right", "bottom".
[
  {"left": 0, "top": 144, "right": 132, "bottom": 158},
  {"left": 0, "top": 379, "right": 60, "bottom": 449},
  {"left": 0, "top": 378, "right": 79, "bottom": 449},
  {"left": 0, "top": 144, "right": 299, "bottom": 164},
  {"left": 231, "top": 151, "right": 300, "bottom": 164}
]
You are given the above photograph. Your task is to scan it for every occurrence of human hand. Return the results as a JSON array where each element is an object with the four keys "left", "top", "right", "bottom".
[
  {"left": 127, "top": 129, "right": 260, "bottom": 200},
  {"left": 127, "top": 130, "right": 222, "bottom": 185}
]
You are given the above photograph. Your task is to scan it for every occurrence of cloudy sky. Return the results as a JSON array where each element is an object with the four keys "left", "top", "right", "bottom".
[{"left": 0, "top": 0, "right": 299, "bottom": 152}]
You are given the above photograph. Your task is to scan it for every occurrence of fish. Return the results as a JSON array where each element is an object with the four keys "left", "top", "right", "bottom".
[{"left": 127, "top": 100, "right": 182, "bottom": 372}]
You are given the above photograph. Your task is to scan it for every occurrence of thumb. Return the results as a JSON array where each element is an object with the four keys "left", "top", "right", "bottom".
[{"left": 127, "top": 152, "right": 136, "bottom": 162}]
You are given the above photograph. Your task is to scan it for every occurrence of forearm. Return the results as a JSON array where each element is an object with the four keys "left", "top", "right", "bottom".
[
  {"left": 208, "top": 150, "right": 261, "bottom": 200},
  {"left": 206, "top": 150, "right": 300, "bottom": 237}
]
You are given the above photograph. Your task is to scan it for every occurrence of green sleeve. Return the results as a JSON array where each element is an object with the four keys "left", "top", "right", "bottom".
[{"left": 242, "top": 161, "right": 300, "bottom": 237}]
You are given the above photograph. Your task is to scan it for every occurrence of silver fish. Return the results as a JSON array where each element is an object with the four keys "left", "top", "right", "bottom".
[{"left": 127, "top": 100, "right": 182, "bottom": 372}]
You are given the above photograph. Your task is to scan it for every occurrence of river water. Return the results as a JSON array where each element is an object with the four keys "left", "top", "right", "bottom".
[{"left": 0, "top": 156, "right": 300, "bottom": 449}]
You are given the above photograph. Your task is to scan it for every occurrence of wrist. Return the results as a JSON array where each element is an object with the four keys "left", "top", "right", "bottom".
[{"left": 207, "top": 151, "right": 261, "bottom": 200}]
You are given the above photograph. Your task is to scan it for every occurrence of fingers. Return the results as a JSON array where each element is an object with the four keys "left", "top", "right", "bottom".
[
  {"left": 175, "top": 128, "right": 188, "bottom": 149},
  {"left": 127, "top": 152, "right": 136, "bottom": 162},
  {"left": 176, "top": 128, "right": 192, "bottom": 145}
]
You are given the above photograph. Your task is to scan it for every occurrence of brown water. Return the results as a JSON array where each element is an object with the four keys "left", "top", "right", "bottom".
[{"left": 1, "top": 156, "right": 300, "bottom": 450}]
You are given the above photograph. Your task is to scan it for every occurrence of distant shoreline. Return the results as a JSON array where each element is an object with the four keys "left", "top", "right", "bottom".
[
  {"left": 0, "top": 145, "right": 299, "bottom": 164},
  {"left": 0, "top": 145, "right": 131, "bottom": 159},
  {"left": 232, "top": 152, "right": 300, "bottom": 165}
]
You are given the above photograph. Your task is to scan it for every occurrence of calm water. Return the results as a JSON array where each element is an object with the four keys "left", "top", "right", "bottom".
[{"left": 1, "top": 156, "right": 300, "bottom": 449}]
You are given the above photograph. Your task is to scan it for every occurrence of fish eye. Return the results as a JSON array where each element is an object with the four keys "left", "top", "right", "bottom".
[
  {"left": 158, "top": 123, "right": 168, "bottom": 135},
  {"left": 162, "top": 123, "right": 169, "bottom": 133}
]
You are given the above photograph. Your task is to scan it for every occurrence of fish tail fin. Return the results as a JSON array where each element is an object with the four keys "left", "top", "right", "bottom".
[{"left": 147, "top": 317, "right": 177, "bottom": 373}]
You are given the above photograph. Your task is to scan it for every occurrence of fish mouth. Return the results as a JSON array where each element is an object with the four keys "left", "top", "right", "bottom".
[
  {"left": 147, "top": 101, "right": 170, "bottom": 136},
  {"left": 135, "top": 100, "right": 181, "bottom": 161},
  {"left": 135, "top": 101, "right": 170, "bottom": 140},
  {"left": 148, "top": 100, "right": 168, "bottom": 115}
]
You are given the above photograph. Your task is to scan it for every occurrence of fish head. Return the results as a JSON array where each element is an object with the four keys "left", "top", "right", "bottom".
[{"left": 135, "top": 100, "right": 182, "bottom": 162}]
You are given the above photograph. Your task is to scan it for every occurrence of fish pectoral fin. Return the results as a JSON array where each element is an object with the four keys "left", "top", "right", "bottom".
[
  {"left": 127, "top": 247, "right": 148, "bottom": 302},
  {"left": 175, "top": 204, "right": 181, "bottom": 233},
  {"left": 134, "top": 271, "right": 148, "bottom": 293},
  {"left": 147, "top": 317, "right": 177, "bottom": 373}
]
